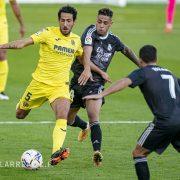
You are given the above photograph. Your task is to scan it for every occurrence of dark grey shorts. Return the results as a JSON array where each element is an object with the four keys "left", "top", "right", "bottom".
[
  {"left": 70, "top": 81, "right": 104, "bottom": 109},
  {"left": 137, "top": 122, "right": 180, "bottom": 154}
]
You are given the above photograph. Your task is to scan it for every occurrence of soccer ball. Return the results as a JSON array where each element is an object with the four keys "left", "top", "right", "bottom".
[{"left": 21, "top": 149, "right": 43, "bottom": 170}]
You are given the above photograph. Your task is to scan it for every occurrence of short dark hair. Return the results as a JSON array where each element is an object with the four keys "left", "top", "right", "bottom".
[
  {"left": 58, "top": 5, "right": 77, "bottom": 21},
  {"left": 98, "top": 8, "right": 113, "bottom": 18},
  {"left": 139, "top": 45, "right": 157, "bottom": 63}
]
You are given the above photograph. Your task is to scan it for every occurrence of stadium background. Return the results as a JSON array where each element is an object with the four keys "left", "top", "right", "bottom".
[{"left": 0, "top": 1, "right": 179, "bottom": 179}]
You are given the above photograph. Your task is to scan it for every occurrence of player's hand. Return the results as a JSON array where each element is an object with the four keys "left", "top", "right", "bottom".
[
  {"left": 20, "top": 25, "right": 25, "bottom": 38},
  {"left": 101, "top": 72, "right": 112, "bottom": 83},
  {"left": 78, "top": 68, "right": 93, "bottom": 86},
  {"left": 83, "top": 94, "right": 102, "bottom": 100}
]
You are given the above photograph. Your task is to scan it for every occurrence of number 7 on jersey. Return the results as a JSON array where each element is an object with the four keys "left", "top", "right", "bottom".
[{"left": 161, "top": 74, "right": 176, "bottom": 99}]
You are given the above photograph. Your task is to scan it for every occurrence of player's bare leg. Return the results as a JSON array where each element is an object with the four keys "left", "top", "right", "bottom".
[
  {"left": 50, "top": 98, "right": 70, "bottom": 165},
  {"left": 16, "top": 107, "right": 31, "bottom": 119},
  {"left": 132, "top": 144, "right": 151, "bottom": 180},
  {"left": 67, "top": 107, "right": 80, "bottom": 125},
  {"left": 68, "top": 107, "right": 90, "bottom": 142},
  {"left": 86, "top": 98, "right": 103, "bottom": 166},
  {"left": 0, "top": 49, "right": 9, "bottom": 100}
]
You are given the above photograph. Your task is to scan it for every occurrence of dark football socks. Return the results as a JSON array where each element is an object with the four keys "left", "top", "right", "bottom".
[
  {"left": 70, "top": 115, "right": 87, "bottom": 130},
  {"left": 90, "top": 121, "right": 102, "bottom": 151},
  {"left": 134, "top": 157, "right": 150, "bottom": 180}
]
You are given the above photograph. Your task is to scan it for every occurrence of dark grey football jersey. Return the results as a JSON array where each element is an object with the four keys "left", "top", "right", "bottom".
[
  {"left": 128, "top": 65, "right": 180, "bottom": 126},
  {"left": 71, "top": 24, "right": 125, "bottom": 84}
]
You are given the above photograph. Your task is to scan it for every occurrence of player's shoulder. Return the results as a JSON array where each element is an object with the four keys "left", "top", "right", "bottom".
[
  {"left": 129, "top": 67, "right": 146, "bottom": 79},
  {"left": 141, "top": 65, "right": 172, "bottom": 79},
  {"left": 70, "top": 32, "right": 81, "bottom": 38},
  {"left": 46, "top": 26, "right": 59, "bottom": 33},
  {"left": 143, "top": 65, "right": 170, "bottom": 75},
  {"left": 109, "top": 31, "right": 121, "bottom": 41},
  {"left": 148, "top": 65, "right": 170, "bottom": 72},
  {"left": 84, "top": 24, "right": 96, "bottom": 36},
  {"left": 70, "top": 32, "right": 81, "bottom": 43},
  {"left": 36, "top": 26, "right": 53, "bottom": 35},
  {"left": 86, "top": 24, "right": 96, "bottom": 31},
  {"left": 140, "top": 66, "right": 154, "bottom": 75},
  {"left": 32, "top": 27, "right": 51, "bottom": 37},
  {"left": 132, "top": 67, "right": 144, "bottom": 74}
]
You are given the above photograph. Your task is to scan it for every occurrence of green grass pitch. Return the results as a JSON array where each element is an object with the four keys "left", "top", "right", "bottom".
[{"left": 0, "top": 3, "right": 180, "bottom": 180}]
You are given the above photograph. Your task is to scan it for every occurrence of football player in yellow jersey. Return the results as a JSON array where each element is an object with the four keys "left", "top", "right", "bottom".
[
  {"left": 0, "top": 5, "right": 91, "bottom": 166},
  {"left": 0, "top": 0, "right": 25, "bottom": 100}
]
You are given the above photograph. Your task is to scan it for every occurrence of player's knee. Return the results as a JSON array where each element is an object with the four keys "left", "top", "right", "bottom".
[
  {"left": 67, "top": 114, "right": 75, "bottom": 126},
  {"left": 16, "top": 110, "right": 27, "bottom": 119},
  {"left": 56, "top": 111, "right": 68, "bottom": 120},
  {"left": 132, "top": 149, "right": 140, "bottom": 157},
  {"left": 132, "top": 148, "right": 146, "bottom": 158},
  {"left": 87, "top": 112, "right": 98, "bottom": 122},
  {"left": 67, "top": 117, "right": 73, "bottom": 126},
  {"left": 16, "top": 113, "right": 25, "bottom": 119}
]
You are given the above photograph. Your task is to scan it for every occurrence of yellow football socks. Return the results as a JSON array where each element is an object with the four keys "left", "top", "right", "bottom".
[
  {"left": 52, "top": 119, "right": 67, "bottom": 154},
  {"left": 0, "top": 60, "right": 8, "bottom": 92}
]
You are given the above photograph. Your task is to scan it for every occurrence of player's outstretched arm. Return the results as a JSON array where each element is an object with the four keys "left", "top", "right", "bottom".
[
  {"left": 78, "top": 46, "right": 92, "bottom": 85},
  {"left": 0, "top": 37, "right": 34, "bottom": 49},
  {"left": 122, "top": 46, "right": 141, "bottom": 67},
  {"left": 83, "top": 77, "right": 132, "bottom": 100},
  {"left": 9, "top": 0, "right": 25, "bottom": 37},
  {"left": 77, "top": 56, "right": 112, "bottom": 83},
  {"left": 89, "top": 62, "right": 112, "bottom": 83}
]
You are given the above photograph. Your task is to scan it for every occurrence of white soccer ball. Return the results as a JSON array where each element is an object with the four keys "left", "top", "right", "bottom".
[{"left": 21, "top": 149, "right": 43, "bottom": 170}]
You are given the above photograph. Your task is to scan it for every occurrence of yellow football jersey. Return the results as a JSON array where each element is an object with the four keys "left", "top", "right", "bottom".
[
  {"left": 0, "top": 0, "right": 6, "bottom": 20},
  {"left": 0, "top": 0, "right": 14, "bottom": 20},
  {"left": 31, "top": 27, "right": 83, "bottom": 86}
]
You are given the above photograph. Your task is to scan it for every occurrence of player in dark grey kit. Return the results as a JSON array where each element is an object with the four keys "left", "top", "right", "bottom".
[
  {"left": 67, "top": 8, "right": 140, "bottom": 166},
  {"left": 84, "top": 45, "right": 180, "bottom": 179}
]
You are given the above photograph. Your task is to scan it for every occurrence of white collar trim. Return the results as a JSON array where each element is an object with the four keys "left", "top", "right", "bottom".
[{"left": 99, "top": 32, "right": 109, "bottom": 40}]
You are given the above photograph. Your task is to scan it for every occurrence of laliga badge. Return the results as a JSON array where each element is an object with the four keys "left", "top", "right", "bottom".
[{"left": 85, "top": 36, "right": 92, "bottom": 45}]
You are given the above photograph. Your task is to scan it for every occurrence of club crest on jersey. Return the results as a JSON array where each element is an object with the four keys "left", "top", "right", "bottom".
[
  {"left": 71, "top": 40, "right": 75, "bottom": 46},
  {"left": 55, "top": 37, "right": 61, "bottom": 41},
  {"left": 85, "top": 36, "right": 92, "bottom": 45},
  {"left": 107, "top": 44, "right": 112, "bottom": 51}
]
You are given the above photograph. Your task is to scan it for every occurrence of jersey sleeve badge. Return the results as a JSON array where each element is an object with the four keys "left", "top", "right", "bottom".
[
  {"left": 35, "top": 28, "right": 46, "bottom": 36},
  {"left": 85, "top": 36, "right": 92, "bottom": 45}
]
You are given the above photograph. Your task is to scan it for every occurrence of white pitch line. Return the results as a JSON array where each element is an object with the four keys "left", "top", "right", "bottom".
[
  {"left": 0, "top": 121, "right": 150, "bottom": 125},
  {"left": 102, "top": 121, "right": 150, "bottom": 124}
]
